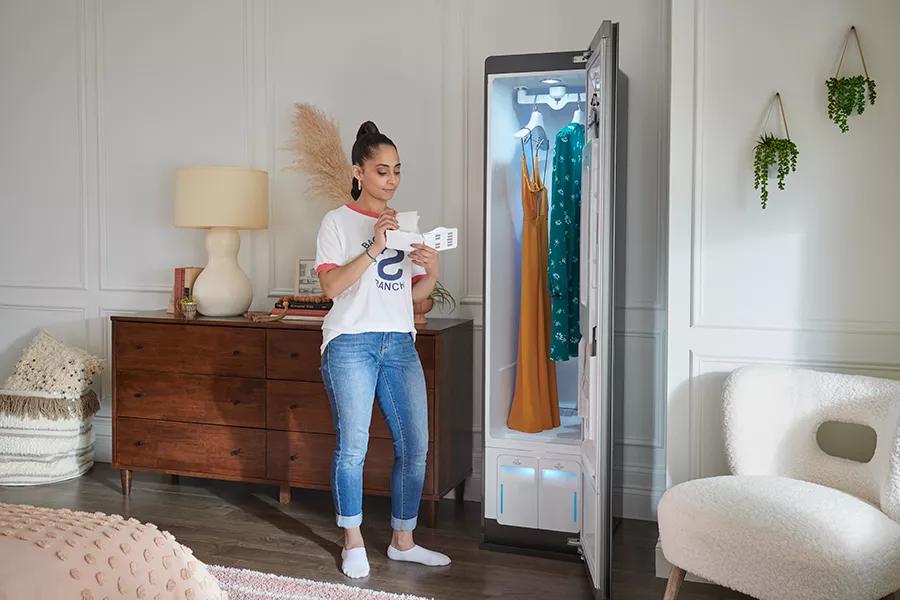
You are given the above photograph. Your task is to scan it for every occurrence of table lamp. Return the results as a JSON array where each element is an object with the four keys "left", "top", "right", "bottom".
[{"left": 175, "top": 166, "right": 268, "bottom": 317}]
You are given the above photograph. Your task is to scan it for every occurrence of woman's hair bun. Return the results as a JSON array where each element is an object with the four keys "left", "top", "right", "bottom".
[{"left": 356, "top": 121, "right": 380, "bottom": 139}]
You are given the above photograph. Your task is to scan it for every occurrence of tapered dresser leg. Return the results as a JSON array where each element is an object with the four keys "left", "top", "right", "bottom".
[
  {"left": 279, "top": 485, "right": 291, "bottom": 505},
  {"left": 422, "top": 500, "right": 438, "bottom": 528},
  {"left": 120, "top": 469, "right": 132, "bottom": 496},
  {"left": 454, "top": 480, "right": 466, "bottom": 505}
]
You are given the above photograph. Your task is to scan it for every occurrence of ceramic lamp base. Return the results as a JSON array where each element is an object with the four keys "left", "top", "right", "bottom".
[{"left": 192, "top": 227, "right": 252, "bottom": 317}]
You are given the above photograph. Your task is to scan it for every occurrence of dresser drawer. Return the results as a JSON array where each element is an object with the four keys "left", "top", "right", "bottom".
[
  {"left": 117, "top": 370, "right": 266, "bottom": 427},
  {"left": 266, "top": 380, "right": 434, "bottom": 439},
  {"left": 116, "top": 417, "right": 265, "bottom": 478},
  {"left": 115, "top": 322, "right": 265, "bottom": 378},
  {"left": 266, "top": 431, "right": 434, "bottom": 494},
  {"left": 267, "top": 330, "right": 323, "bottom": 382},
  {"left": 266, "top": 330, "right": 436, "bottom": 389}
]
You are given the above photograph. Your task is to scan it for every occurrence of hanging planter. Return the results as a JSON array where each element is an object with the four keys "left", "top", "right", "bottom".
[
  {"left": 826, "top": 26, "right": 876, "bottom": 132},
  {"left": 753, "top": 93, "right": 799, "bottom": 210}
]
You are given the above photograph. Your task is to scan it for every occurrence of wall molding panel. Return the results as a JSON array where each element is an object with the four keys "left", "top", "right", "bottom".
[
  {"left": 669, "top": 0, "right": 900, "bottom": 491},
  {"left": 0, "top": 0, "right": 89, "bottom": 291}
]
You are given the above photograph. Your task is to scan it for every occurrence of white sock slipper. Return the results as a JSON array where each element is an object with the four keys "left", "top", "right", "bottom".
[
  {"left": 341, "top": 546, "right": 370, "bottom": 578},
  {"left": 387, "top": 544, "right": 451, "bottom": 566}
]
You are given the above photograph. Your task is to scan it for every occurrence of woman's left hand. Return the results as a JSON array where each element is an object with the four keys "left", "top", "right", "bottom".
[{"left": 410, "top": 243, "right": 440, "bottom": 278}]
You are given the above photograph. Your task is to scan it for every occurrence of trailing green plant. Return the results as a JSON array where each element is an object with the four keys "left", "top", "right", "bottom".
[
  {"left": 826, "top": 26, "right": 876, "bottom": 132},
  {"left": 753, "top": 133, "right": 799, "bottom": 209},
  {"left": 826, "top": 75, "right": 876, "bottom": 132},
  {"left": 430, "top": 281, "right": 456, "bottom": 313},
  {"left": 181, "top": 295, "right": 195, "bottom": 304}
]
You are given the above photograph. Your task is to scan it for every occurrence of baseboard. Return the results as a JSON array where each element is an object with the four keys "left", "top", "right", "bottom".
[
  {"left": 655, "top": 539, "right": 711, "bottom": 584},
  {"left": 93, "top": 415, "right": 112, "bottom": 463}
]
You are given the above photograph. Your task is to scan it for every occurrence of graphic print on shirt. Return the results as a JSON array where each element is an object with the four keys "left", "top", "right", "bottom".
[
  {"left": 362, "top": 238, "right": 406, "bottom": 291},
  {"left": 315, "top": 204, "right": 426, "bottom": 353}
]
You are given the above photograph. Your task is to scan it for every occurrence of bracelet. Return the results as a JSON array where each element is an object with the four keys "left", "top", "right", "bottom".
[{"left": 365, "top": 248, "right": 377, "bottom": 263}]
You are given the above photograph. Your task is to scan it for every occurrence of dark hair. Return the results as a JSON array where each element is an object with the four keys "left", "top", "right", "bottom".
[{"left": 350, "top": 121, "right": 396, "bottom": 200}]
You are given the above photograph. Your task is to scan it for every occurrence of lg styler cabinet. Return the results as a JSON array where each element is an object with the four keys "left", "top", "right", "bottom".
[{"left": 481, "top": 21, "right": 621, "bottom": 598}]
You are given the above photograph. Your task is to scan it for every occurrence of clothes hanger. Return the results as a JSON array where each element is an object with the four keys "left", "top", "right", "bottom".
[
  {"left": 520, "top": 130, "right": 549, "bottom": 190},
  {"left": 571, "top": 97, "right": 584, "bottom": 125},
  {"left": 514, "top": 103, "right": 546, "bottom": 140}
]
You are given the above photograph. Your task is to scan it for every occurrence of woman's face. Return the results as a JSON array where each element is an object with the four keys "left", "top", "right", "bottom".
[{"left": 355, "top": 144, "right": 401, "bottom": 202}]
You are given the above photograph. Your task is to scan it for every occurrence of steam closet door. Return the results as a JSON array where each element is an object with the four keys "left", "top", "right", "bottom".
[{"left": 577, "top": 19, "right": 619, "bottom": 599}]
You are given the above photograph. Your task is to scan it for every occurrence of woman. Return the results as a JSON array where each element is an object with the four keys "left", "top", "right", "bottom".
[{"left": 314, "top": 121, "right": 451, "bottom": 578}]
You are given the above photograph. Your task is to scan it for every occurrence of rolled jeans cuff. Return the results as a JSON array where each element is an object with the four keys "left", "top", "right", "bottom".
[
  {"left": 391, "top": 515, "right": 417, "bottom": 531},
  {"left": 337, "top": 512, "right": 363, "bottom": 529}
]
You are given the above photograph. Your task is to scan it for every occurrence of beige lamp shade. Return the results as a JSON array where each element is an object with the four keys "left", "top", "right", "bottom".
[{"left": 175, "top": 166, "right": 268, "bottom": 229}]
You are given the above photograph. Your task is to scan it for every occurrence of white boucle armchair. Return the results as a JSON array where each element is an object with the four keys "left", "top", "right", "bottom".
[{"left": 658, "top": 366, "right": 900, "bottom": 600}]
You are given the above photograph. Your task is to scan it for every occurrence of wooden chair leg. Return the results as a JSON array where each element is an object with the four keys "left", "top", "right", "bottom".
[{"left": 663, "top": 565, "right": 686, "bottom": 600}]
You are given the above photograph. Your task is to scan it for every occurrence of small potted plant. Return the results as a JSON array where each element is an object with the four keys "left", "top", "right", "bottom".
[
  {"left": 180, "top": 295, "right": 198, "bottom": 319},
  {"left": 826, "top": 26, "right": 876, "bottom": 133},
  {"left": 753, "top": 93, "right": 799, "bottom": 209},
  {"left": 414, "top": 281, "right": 457, "bottom": 325}
]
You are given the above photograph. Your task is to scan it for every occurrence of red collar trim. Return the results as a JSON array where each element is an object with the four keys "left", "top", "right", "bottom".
[{"left": 344, "top": 202, "right": 380, "bottom": 218}]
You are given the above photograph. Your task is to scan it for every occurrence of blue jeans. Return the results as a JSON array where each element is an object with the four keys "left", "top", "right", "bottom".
[{"left": 321, "top": 332, "right": 429, "bottom": 531}]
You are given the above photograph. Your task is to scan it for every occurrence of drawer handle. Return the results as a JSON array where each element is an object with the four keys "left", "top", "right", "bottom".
[
  {"left": 231, "top": 399, "right": 241, "bottom": 406},
  {"left": 134, "top": 440, "right": 144, "bottom": 447},
  {"left": 289, "top": 352, "right": 299, "bottom": 359},
  {"left": 289, "top": 403, "right": 298, "bottom": 411},
  {"left": 232, "top": 350, "right": 241, "bottom": 356},
  {"left": 134, "top": 344, "right": 144, "bottom": 350},
  {"left": 289, "top": 455, "right": 298, "bottom": 462},
  {"left": 133, "top": 392, "right": 144, "bottom": 398},
  {"left": 230, "top": 448, "right": 242, "bottom": 456}
]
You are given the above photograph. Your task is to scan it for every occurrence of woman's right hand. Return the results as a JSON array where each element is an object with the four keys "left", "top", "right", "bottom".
[{"left": 371, "top": 208, "right": 398, "bottom": 255}]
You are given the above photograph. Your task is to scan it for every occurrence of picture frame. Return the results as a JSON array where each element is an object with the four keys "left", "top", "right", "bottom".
[{"left": 294, "top": 257, "right": 323, "bottom": 296}]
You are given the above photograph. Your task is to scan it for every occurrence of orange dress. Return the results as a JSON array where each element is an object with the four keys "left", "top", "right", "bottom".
[{"left": 507, "top": 144, "right": 560, "bottom": 433}]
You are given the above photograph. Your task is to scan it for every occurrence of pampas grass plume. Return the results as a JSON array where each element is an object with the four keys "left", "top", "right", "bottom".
[{"left": 289, "top": 103, "right": 353, "bottom": 207}]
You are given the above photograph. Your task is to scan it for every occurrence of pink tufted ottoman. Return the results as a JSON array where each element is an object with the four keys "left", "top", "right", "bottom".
[{"left": 0, "top": 503, "right": 226, "bottom": 599}]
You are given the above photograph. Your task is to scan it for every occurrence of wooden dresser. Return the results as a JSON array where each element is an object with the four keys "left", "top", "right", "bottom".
[{"left": 110, "top": 312, "right": 474, "bottom": 527}]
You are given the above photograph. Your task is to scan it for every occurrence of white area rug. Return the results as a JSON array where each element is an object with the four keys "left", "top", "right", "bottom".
[{"left": 209, "top": 565, "right": 433, "bottom": 600}]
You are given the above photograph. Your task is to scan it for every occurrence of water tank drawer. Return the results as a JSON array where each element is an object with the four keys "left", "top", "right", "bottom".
[
  {"left": 496, "top": 455, "right": 538, "bottom": 528},
  {"left": 538, "top": 458, "right": 582, "bottom": 533}
]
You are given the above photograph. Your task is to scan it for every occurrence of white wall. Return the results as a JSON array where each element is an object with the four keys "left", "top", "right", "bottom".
[
  {"left": 667, "top": 0, "right": 900, "bottom": 487},
  {"left": 0, "top": 0, "right": 669, "bottom": 516}
]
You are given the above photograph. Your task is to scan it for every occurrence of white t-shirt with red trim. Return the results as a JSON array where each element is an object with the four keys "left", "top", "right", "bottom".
[{"left": 314, "top": 203, "right": 427, "bottom": 353}]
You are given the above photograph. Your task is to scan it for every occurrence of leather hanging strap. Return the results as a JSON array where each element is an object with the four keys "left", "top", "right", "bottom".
[
  {"left": 835, "top": 26, "right": 870, "bottom": 80},
  {"left": 761, "top": 92, "right": 791, "bottom": 140}
]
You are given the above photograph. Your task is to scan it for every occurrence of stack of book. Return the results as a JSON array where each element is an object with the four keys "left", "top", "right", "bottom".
[
  {"left": 166, "top": 266, "right": 203, "bottom": 314},
  {"left": 273, "top": 295, "right": 333, "bottom": 321}
]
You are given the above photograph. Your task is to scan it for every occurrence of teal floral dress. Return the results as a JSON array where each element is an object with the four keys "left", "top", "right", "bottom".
[{"left": 548, "top": 122, "right": 584, "bottom": 361}]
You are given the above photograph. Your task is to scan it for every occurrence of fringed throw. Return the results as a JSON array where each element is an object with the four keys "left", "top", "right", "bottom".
[{"left": 0, "top": 389, "right": 99, "bottom": 421}]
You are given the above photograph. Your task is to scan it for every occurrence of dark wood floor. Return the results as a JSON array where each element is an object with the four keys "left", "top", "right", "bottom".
[{"left": 0, "top": 464, "right": 750, "bottom": 599}]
